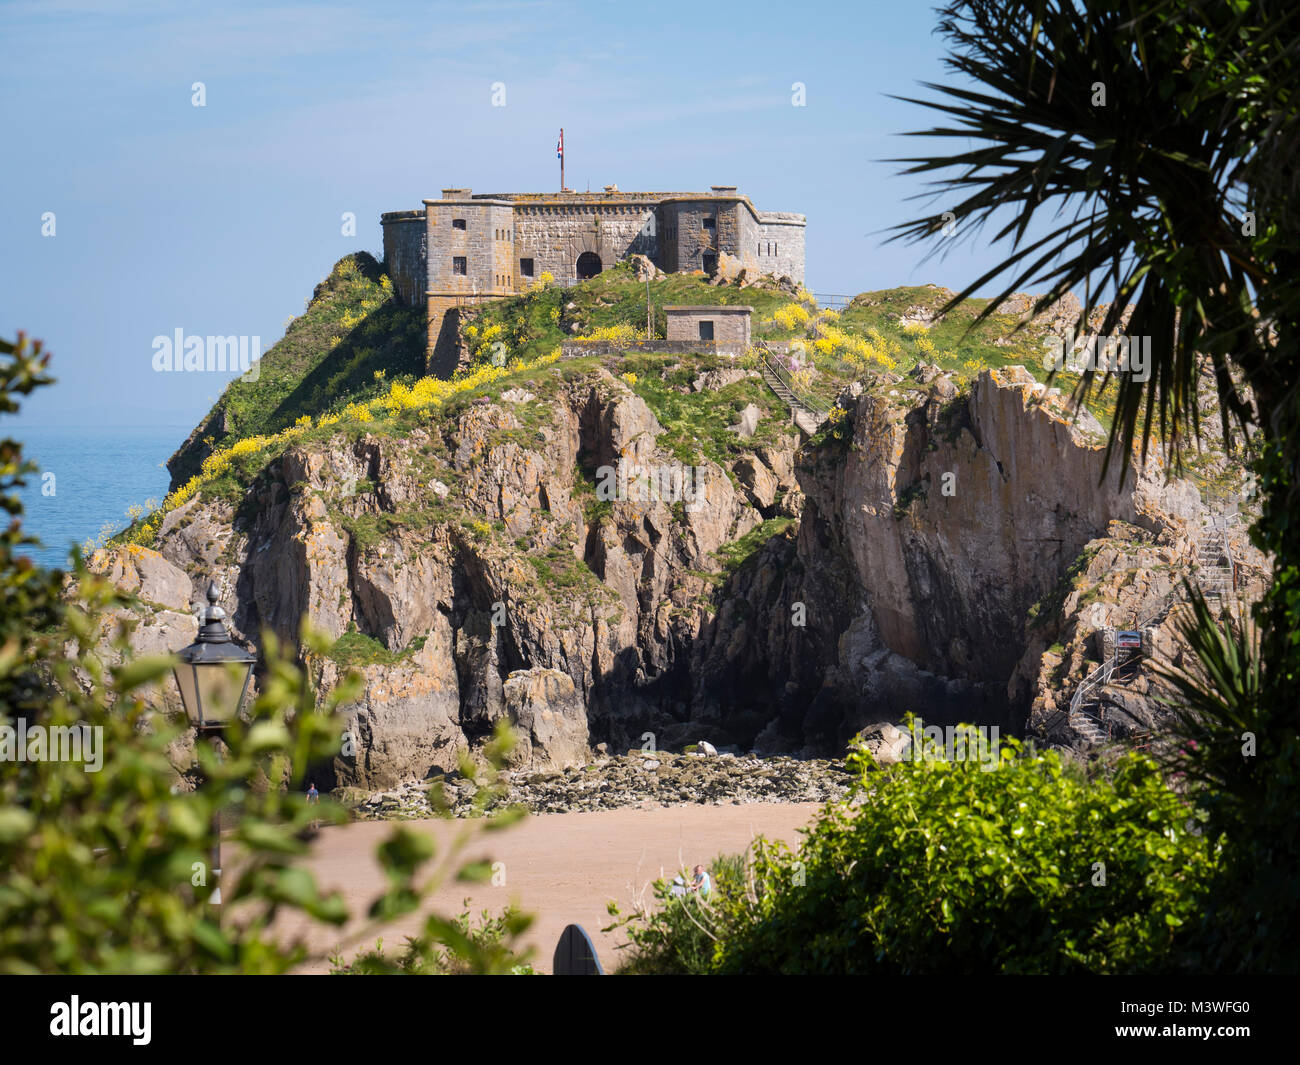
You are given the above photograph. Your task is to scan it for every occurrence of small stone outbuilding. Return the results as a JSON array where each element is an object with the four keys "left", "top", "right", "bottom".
[{"left": 663, "top": 305, "right": 753, "bottom": 351}]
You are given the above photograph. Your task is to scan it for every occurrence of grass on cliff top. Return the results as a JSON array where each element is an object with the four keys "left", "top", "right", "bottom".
[
  {"left": 167, "top": 252, "right": 426, "bottom": 488},
  {"left": 835, "top": 285, "right": 1137, "bottom": 431},
  {"left": 459, "top": 260, "right": 797, "bottom": 368},
  {"left": 839, "top": 285, "right": 1048, "bottom": 375},
  {"left": 616, "top": 352, "right": 793, "bottom": 467}
]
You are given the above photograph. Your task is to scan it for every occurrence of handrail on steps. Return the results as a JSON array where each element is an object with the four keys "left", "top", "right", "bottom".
[{"left": 754, "top": 342, "right": 827, "bottom": 417}]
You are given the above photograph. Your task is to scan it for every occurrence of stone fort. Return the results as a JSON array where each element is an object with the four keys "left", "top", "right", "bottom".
[{"left": 381, "top": 184, "right": 805, "bottom": 371}]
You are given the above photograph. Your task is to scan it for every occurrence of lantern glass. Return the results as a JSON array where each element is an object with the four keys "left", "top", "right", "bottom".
[
  {"left": 173, "top": 580, "right": 256, "bottom": 732},
  {"left": 174, "top": 659, "right": 254, "bottom": 731}
]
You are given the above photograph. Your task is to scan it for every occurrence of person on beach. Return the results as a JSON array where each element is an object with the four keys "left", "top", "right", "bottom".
[{"left": 689, "top": 864, "right": 711, "bottom": 897}]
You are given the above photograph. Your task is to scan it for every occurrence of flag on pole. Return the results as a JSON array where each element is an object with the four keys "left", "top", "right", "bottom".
[{"left": 556, "top": 128, "right": 564, "bottom": 160}]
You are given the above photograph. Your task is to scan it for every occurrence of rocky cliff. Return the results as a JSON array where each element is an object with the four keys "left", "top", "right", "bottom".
[
  {"left": 121, "top": 362, "right": 804, "bottom": 787},
  {"left": 687, "top": 364, "right": 1261, "bottom": 756},
  {"left": 92, "top": 342, "right": 1262, "bottom": 790}
]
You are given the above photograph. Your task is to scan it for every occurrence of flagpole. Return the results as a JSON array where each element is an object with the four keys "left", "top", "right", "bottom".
[{"left": 560, "top": 127, "right": 565, "bottom": 192}]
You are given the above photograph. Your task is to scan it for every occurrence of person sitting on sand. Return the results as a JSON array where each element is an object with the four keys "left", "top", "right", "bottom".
[{"left": 689, "top": 864, "right": 711, "bottom": 897}]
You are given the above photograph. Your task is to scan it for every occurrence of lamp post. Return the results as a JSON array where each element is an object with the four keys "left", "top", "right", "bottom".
[{"left": 173, "top": 581, "right": 256, "bottom": 909}]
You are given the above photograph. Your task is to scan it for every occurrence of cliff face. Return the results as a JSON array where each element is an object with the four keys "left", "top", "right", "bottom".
[
  {"left": 689, "top": 366, "right": 1219, "bottom": 752},
  {"left": 93, "top": 359, "right": 1259, "bottom": 788},
  {"left": 141, "top": 367, "right": 801, "bottom": 787}
]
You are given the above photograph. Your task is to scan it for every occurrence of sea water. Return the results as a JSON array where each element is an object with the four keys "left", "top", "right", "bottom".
[{"left": 9, "top": 424, "right": 184, "bottom": 571}]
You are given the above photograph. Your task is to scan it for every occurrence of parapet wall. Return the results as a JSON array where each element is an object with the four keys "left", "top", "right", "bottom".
[{"left": 511, "top": 202, "right": 659, "bottom": 285}]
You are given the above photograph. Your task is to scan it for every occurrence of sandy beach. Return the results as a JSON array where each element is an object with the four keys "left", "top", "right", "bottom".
[{"left": 282, "top": 802, "right": 823, "bottom": 974}]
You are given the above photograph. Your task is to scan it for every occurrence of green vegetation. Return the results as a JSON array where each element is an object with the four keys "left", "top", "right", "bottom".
[
  {"left": 327, "top": 626, "right": 427, "bottom": 669},
  {"left": 1027, "top": 544, "right": 1101, "bottom": 630},
  {"left": 618, "top": 353, "right": 790, "bottom": 467},
  {"left": 0, "top": 335, "right": 531, "bottom": 974},
  {"left": 526, "top": 543, "right": 602, "bottom": 593},
  {"left": 711, "top": 517, "right": 795, "bottom": 576},
  {"left": 520, "top": 541, "right": 621, "bottom": 628},
  {"left": 461, "top": 261, "right": 793, "bottom": 369},
  {"left": 168, "top": 253, "right": 426, "bottom": 488},
  {"left": 608, "top": 853, "right": 746, "bottom": 974},
  {"left": 333, "top": 907, "right": 536, "bottom": 975},
  {"left": 613, "top": 736, "right": 1215, "bottom": 973},
  {"left": 840, "top": 286, "right": 1042, "bottom": 371},
  {"left": 892, "top": 480, "right": 927, "bottom": 519}
]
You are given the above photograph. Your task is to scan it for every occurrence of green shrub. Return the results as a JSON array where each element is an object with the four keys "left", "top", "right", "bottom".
[
  {"left": 616, "top": 734, "right": 1215, "bottom": 974},
  {"left": 607, "top": 854, "right": 746, "bottom": 974},
  {"left": 333, "top": 906, "right": 536, "bottom": 974},
  {"left": 711, "top": 517, "right": 795, "bottom": 575}
]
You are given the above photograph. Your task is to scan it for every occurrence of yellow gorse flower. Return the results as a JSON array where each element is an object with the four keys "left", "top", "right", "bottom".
[
  {"left": 811, "top": 323, "right": 899, "bottom": 372},
  {"left": 575, "top": 323, "right": 641, "bottom": 344},
  {"left": 131, "top": 348, "right": 567, "bottom": 545},
  {"left": 767, "top": 302, "right": 812, "bottom": 332}
]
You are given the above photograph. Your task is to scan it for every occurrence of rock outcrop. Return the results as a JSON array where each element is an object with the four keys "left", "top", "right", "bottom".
[
  {"left": 502, "top": 668, "right": 590, "bottom": 771},
  {"left": 84, "top": 545, "right": 199, "bottom": 715},
  {"left": 143, "top": 368, "right": 800, "bottom": 787},
  {"left": 99, "top": 355, "right": 1260, "bottom": 792},
  {"left": 351, "top": 751, "right": 854, "bottom": 818},
  {"left": 690, "top": 366, "right": 1259, "bottom": 753}
]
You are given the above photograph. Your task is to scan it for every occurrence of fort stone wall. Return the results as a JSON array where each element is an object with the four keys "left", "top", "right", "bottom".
[
  {"left": 379, "top": 184, "right": 805, "bottom": 372},
  {"left": 756, "top": 212, "right": 805, "bottom": 284},
  {"left": 380, "top": 211, "right": 426, "bottom": 307},
  {"left": 509, "top": 200, "right": 659, "bottom": 283}
]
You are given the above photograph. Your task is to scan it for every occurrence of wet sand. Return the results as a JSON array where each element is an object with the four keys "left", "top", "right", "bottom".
[{"left": 282, "top": 802, "right": 822, "bottom": 973}]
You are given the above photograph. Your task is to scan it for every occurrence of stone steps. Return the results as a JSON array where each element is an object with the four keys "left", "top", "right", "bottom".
[
  {"left": 757, "top": 354, "right": 828, "bottom": 427},
  {"left": 1070, "top": 707, "right": 1108, "bottom": 746}
]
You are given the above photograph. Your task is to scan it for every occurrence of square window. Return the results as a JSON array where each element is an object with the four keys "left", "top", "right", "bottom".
[
  {"left": 520, "top": 258, "right": 535, "bottom": 277},
  {"left": 452, "top": 218, "right": 467, "bottom": 230},
  {"left": 698, "top": 320, "right": 714, "bottom": 341},
  {"left": 453, "top": 256, "right": 467, "bottom": 275},
  {"left": 702, "top": 216, "right": 716, "bottom": 230}
]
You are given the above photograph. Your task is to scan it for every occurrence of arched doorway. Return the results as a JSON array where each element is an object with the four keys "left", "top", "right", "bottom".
[{"left": 576, "top": 252, "right": 603, "bottom": 280}]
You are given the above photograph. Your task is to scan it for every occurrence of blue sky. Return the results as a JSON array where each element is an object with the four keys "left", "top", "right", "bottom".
[{"left": 1, "top": 0, "right": 1024, "bottom": 428}]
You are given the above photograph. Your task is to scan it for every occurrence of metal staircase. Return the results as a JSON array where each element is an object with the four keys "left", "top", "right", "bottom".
[
  {"left": 1058, "top": 509, "right": 1241, "bottom": 749},
  {"left": 755, "top": 342, "right": 828, "bottom": 429},
  {"left": 1195, "top": 511, "right": 1237, "bottom": 601},
  {"left": 1066, "top": 649, "right": 1125, "bottom": 745}
]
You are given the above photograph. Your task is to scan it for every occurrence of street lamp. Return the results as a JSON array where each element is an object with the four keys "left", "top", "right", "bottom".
[
  {"left": 174, "top": 582, "right": 256, "bottom": 732},
  {"left": 173, "top": 581, "right": 256, "bottom": 908}
]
